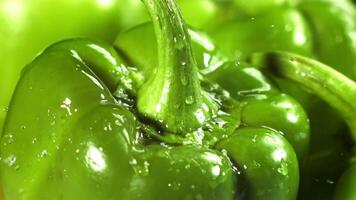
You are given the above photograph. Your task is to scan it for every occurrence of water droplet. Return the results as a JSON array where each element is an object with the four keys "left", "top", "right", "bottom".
[
  {"left": 5, "top": 134, "right": 14, "bottom": 145},
  {"left": 326, "top": 179, "right": 335, "bottom": 184},
  {"left": 235, "top": 60, "right": 241, "bottom": 67},
  {"left": 185, "top": 96, "right": 194, "bottom": 105},
  {"left": 60, "top": 97, "right": 72, "bottom": 116},
  {"left": 299, "top": 72, "right": 306, "bottom": 77},
  {"left": 103, "top": 122, "right": 112, "bottom": 132},
  {"left": 63, "top": 169, "right": 69, "bottom": 178},
  {"left": 232, "top": 166, "right": 241, "bottom": 175},
  {"left": 277, "top": 163, "right": 288, "bottom": 176},
  {"left": 134, "top": 160, "right": 150, "bottom": 176},
  {"left": 253, "top": 160, "right": 261, "bottom": 168},
  {"left": 2, "top": 106, "right": 9, "bottom": 113},
  {"left": 129, "top": 158, "right": 137, "bottom": 165},
  {"left": 4, "top": 155, "right": 16, "bottom": 167},
  {"left": 31, "top": 138, "right": 37, "bottom": 144},
  {"left": 214, "top": 118, "right": 227, "bottom": 128},
  {"left": 278, "top": 131, "right": 285, "bottom": 136},
  {"left": 212, "top": 165, "right": 221, "bottom": 177},
  {"left": 173, "top": 37, "right": 184, "bottom": 49},
  {"left": 39, "top": 150, "right": 48, "bottom": 158},
  {"left": 168, "top": 182, "right": 181, "bottom": 191},
  {"left": 270, "top": 24, "right": 275, "bottom": 28}
]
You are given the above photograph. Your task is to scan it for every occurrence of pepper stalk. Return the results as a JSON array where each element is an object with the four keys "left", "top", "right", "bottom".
[
  {"left": 247, "top": 51, "right": 356, "bottom": 145},
  {"left": 138, "top": 0, "right": 217, "bottom": 134}
]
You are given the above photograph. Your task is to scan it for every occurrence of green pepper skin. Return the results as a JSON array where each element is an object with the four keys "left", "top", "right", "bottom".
[
  {"left": 0, "top": 0, "right": 122, "bottom": 131},
  {"left": 0, "top": 0, "right": 302, "bottom": 199},
  {"left": 334, "top": 163, "right": 356, "bottom": 200},
  {"left": 216, "top": 127, "right": 299, "bottom": 200}
]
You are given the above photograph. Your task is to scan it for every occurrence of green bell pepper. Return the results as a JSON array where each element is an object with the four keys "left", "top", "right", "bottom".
[
  {"left": 0, "top": 0, "right": 310, "bottom": 199},
  {"left": 116, "top": 0, "right": 356, "bottom": 197},
  {"left": 334, "top": 163, "right": 356, "bottom": 200},
  {"left": 247, "top": 51, "right": 356, "bottom": 200},
  {"left": 116, "top": 1, "right": 356, "bottom": 198},
  {"left": 0, "top": 0, "right": 122, "bottom": 131},
  {"left": 210, "top": 1, "right": 356, "bottom": 198},
  {"left": 114, "top": 22, "right": 309, "bottom": 161}
]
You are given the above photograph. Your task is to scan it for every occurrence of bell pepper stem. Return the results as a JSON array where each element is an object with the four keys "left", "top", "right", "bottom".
[
  {"left": 247, "top": 51, "right": 356, "bottom": 144},
  {"left": 138, "top": 0, "right": 216, "bottom": 133}
]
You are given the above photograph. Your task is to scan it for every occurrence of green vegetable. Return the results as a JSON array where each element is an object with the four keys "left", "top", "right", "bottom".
[
  {"left": 334, "top": 163, "right": 356, "bottom": 200},
  {"left": 247, "top": 51, "right": 356, "bottom": 200},
  {"left": 118, "top": 1, "right": 356, "bottom": 198},
  {"left": 0, "top": 0, "right": 308, "bottom": 199},
  {"left": 214, "top": 1, "right": 356, "bottom": 199},
  {"left": 211, "top": 0, "right": 356, "bottom": 177},
  {"left": 0, "top": 0, "right": 122, "bottom": 131},
  {"left": 115, "top": 22, "right": 309, "bottom": 160}
]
